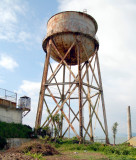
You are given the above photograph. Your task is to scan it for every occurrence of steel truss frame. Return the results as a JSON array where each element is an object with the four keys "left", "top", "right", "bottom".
[{"left": 35, "top": 37, "right": 109, "bottom": 144}]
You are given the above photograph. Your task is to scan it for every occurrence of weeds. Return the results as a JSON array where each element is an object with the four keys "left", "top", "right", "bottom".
[
  {"left": 49, "top": 138, "right": 136, "bottom": 159},
  {"left": 25, "top": 152, "right": 45, "bottom": 160}
]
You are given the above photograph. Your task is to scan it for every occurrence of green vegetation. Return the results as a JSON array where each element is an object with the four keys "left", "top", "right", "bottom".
[
  {"left": 0, "top": 121, "right": 33, "bottom": 138},
  {"left": 37, "top": 113, "right": 63, "bottom": 141},
  {"left": 112, "top": 122, "right": 118, "bottom": 145},
  {"left": 46, "top": 138, "right": 136, "bottom": 160},
  {"left": 0, "top": 121, "right": 34, "bottom": 150},
  {"left": 37, "top": 126, "right": 51, "bottom": 138},
  {"left": 0, "top": 136, "right": 7, "bottom": 150},
  {"left": 0, "top": 120, "right": 136, "bottom": 160},
  {"left": 25, "top": 152, "right": 45, "bottom": 160}
]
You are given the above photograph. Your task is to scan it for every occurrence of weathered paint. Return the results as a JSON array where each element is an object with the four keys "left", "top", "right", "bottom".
[
  {"left": 47, "top": 11, "right": 97, "bottom": 37},
  {"left": 42, "top": 11, "right": 99, "bottom": 65},
  {"left": 0, "top": 98, "right": 16, "bottom": 108},
  {"left": 0, "top": 105, "right": 22, "bottom": 124},
  {"left": 35, "top": 41, "right": 51, "bottom": 129}
]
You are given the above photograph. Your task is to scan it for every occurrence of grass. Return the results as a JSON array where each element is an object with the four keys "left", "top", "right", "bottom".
[
  {"left": 46, "top": 137, "right": 136, "bottom": 160},
  {"left": 2, "top": 136, "right": 136, "bottom": 160}
]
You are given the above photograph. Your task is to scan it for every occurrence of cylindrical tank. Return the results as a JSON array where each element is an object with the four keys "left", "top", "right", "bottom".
[{"left": 43, "top": 11, "right": 99, "bottom": 65}]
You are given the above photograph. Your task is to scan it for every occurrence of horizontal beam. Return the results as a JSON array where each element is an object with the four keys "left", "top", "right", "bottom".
[
  {"left": 82, "top": 82, "right": 101, "bottom": 91},
  {"left": 45, "top": 94, "right": 61, "bottom": 99},
  {"left": 45, "top": 82, "right": 101, "bottom": 91},
  {"left": 45, "top": 82, "right": 78, "bottom": 86},
  {"left": 45, "top": 92, "right": 99, "bottom": 100}
]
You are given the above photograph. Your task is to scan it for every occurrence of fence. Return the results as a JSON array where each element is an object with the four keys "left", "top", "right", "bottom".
[{"left": 0, "top": 88, "right": 17, "bottom": 103}]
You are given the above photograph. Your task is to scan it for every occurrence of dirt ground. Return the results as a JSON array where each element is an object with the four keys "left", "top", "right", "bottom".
[
  {"left": 0, "top": 140, "right": 109, "bottom": 160},
  {"left": 45, "top": 151, "right": 109, "bottom": 160},
  {"left": 0, "top": 150, "right": 109, "bottom": 160}
]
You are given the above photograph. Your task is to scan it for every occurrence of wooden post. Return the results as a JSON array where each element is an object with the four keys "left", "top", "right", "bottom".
[
  {"left": 77, "top": 42, "right": 83, "bottom": 143},
  {"left": 68, "top": 64, "right": 71, "bottom": 139},
  {"left": 60, "top": 65, "right": 65, "bottom": 137},
  {"left": 127, "top": 106, "right": 132, "bottom": 140},
  {"left": 86, "top": 62, "right": 93, "bottom": 141},
  {"left": 96, "top": 51, "right": 109, "bottom": 144},
  {"left": 35, "top": 40, "right": 51, "bottom": 129}
]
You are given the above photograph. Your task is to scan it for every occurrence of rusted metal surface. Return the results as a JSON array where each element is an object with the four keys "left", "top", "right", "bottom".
[
  {"left": 36, "top": 12, "right": 109, "bottom": 143},
  {"left": 43, "top": 11, "right": 99, "bottom": 65},
  {"left": 47, "top": 11, "right": 98, "bottom": 37},
  {"left": 51, "top": 39, "right": 78, "bottom": 80}
]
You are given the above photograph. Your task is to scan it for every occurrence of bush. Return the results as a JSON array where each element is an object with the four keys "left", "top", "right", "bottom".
[
  {"left": 0, "top": 121, "right": 33, "bottom": 138},
  {"left": 72, "top": 137, "right": 79, "bottom": 144},
  {"left": 56, "top": 138, "right": 63, "bottom": 144},
  {"left": 36, "top": 126, "right": 51, "bottom": 138},
  {"left": 59, "top": 137, "right": 79, "bottom": 144},
  {"left": 0, "top": 136, "right": 7, "bottom": 150}
]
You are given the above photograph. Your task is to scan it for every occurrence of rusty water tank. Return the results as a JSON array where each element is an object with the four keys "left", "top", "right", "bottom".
[{"left": 43, "top": 11, "right": 99, "bottom": 65}]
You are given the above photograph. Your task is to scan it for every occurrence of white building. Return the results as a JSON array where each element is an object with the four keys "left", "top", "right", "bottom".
[{"left": 0, "top": 88, "right": 31, "bottom": 124}]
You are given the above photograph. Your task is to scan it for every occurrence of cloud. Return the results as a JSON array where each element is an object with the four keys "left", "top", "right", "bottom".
[
  {"left": 18, "top": 80, "right": 40, "bottom": 98},
  {"left": 18, "top": 31, "right": 31, "bottom": 43},
  {"left": 57, "top": 0, "right": 136, "bottom": 136},
  {"left": 17, "top": 80, "right": 41, "bottom": 127},
  {"left": 0, "top": 0, "right": 31, "bottom": 42},
  {"left": 0, "top": 54, "right": 18, "bottom": 71}
]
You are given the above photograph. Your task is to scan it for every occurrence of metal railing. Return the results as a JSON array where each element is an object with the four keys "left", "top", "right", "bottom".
[
  {"left": 0, "top": 88, "right": 17, "bottom": 103},
  {"left": 94, "top": 138, "right": 106, "bottom": 144}
]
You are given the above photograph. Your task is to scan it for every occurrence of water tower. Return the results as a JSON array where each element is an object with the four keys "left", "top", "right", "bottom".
[{"left": 35, "top": 11, "right": 109, "bottom": 143}]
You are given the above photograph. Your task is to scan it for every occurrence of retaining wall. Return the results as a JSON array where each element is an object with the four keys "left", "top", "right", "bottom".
[{"left": 6, "top": 138, "right": 32, "bottom": 148}]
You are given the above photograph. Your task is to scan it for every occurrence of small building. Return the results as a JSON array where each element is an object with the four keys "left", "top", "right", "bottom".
[
  {"left": 0, "top": 88, "right": 31, "bottom": 124},
  {"left": 18, "top": 96, "right": 31, "bottom": 117}
]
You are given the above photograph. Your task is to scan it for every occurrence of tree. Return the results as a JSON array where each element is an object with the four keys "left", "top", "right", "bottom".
[
  {"left": 112, "top": 122, "right": 118, "bottom": 145},
  {"left": 53, "top": 114, "right": 61, "bottom": 138}
]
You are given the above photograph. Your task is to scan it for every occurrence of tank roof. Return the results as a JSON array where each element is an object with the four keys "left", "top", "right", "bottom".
[
  {"left": 20, "top": 96, "right": 30, "bottom": 99},
  {"left": 47, "top": 11, "right": 98, "bottom": 32}
]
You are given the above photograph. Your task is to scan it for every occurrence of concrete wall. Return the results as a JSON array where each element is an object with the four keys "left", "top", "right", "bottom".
[
  {"left": 0, "top": 105, "right": 22, "bottom": 124},
  {"left": 7, "top": 138, "right": 32, "bottom": 148}
]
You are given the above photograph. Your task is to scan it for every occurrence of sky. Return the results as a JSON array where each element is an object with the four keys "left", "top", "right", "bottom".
[{"left": 0, "top": 0, "right": 136, "bottom": 139}]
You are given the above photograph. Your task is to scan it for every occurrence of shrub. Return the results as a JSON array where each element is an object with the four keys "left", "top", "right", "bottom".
[
  {"left": 72, "top": 137, "right": 79, "bottom": 144},
  {"left": 0, "top": 121, "right": 33, "bottom": 138},
  {"left": 0, "top": 136, "right": 7, "bottom": 150},
  {"left": 60, "top": 137, "right": 79, "bottom": 144},
  {"left": 56, "top": 138, "right": 63, "bottom": 144},
  {"left": 36, "top": 126, "right": 51, "bottom": 138}
]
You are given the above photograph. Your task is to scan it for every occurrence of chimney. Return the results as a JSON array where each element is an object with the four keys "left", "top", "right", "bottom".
[{"left": 127, "top": 106, "right": 132, "bottom": 140}]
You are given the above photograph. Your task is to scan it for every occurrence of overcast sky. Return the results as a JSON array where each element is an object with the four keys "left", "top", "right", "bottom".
[{"left": 0, "top": 0, "right": 136, "bottom": 139}]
